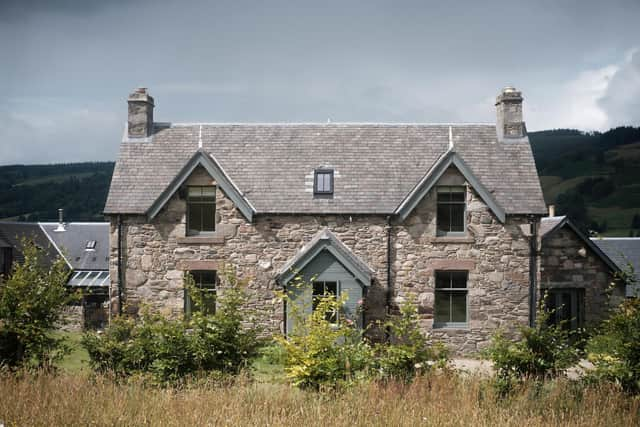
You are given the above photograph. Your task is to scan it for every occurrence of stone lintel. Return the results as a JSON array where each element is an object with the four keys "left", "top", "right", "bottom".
[
  {"left": 429, "top": 259, "right": 476, "bottom": 271},
  {"left": 178, "top": 260, "right": 220, "bottom": 271}
]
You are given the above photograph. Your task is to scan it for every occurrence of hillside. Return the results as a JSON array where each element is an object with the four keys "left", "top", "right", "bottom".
[
  {"left": 0, "top": 162, "right": 114, "bottom": 222},
  {"left": 529, "top": 127, "right": 640, "bottom": 236},
  {"left": 0, "top": 127, "right": 639, "bottom": 236}
]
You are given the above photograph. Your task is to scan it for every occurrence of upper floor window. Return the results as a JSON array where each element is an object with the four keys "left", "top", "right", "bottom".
[
  {"left": 434, "top": 270, "right": 468, "bottom": 327},
  {"left": 314, "top": 169, "right": 334, "bottom": 195},
  {"left": 187, "top": 186, "right": 216, "bottom": 235},
  {"left": 185, "top": 270, "right": 217, "bottom": 317},
  {"left": 436, "top": 186, "right": 465, "bottom": 235}
]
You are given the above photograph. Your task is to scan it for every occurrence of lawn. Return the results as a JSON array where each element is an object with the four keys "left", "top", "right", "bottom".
[{"left": 54, "top": 331, "right": 90, "bottom": 373}]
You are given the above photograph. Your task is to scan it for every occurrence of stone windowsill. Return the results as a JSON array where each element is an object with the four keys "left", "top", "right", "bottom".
[{"left": 177, "top": 234, "right": 225, "bottom": 245}]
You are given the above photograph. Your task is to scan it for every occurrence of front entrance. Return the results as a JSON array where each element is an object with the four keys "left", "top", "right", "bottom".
[{"left": 543, "top": 288, "right": 584, "bottom": 330}]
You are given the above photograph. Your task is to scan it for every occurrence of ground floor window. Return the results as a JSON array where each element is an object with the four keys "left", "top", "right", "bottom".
[
  {"left": 434, "top": 271, "right": 468, "bottom": 327},
  {"left": 312, "top": 281, "right": 338, "bottom": 322},
  {"left": 185, "top": 270, "right": 217, "bottom": 317},
  {"left": 543, "top": 288, "right": 584, "bottom": 330}
]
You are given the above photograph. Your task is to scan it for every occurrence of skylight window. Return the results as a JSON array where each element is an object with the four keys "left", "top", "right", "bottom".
[
  {"left": 314, "top": 169, "right": 334, "bottom": 195},
  {"left": 85, "top": 240, "right": 97, "bottom": 250}
]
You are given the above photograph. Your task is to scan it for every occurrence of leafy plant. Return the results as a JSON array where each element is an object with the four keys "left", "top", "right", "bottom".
[
  {"left": 484, "top": 304, "right": 581, "bottom": 393},
  {"left": 375, "top": 297, "right": 448, "bottom": 381},
  {"left": 0, "top": 239, "right": 76, "bottom": 369},
  {"left": 82, "top": 266, "right": 261, "bottom": 385}
]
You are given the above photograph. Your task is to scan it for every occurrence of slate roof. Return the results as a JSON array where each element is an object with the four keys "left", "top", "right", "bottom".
[
  {"left": 0, "top": 222, "right": 58, "bottom": 266},
  {"left": 540, "top": 216, "right": 566, "bottom": 237},
  {"left": 104, "top": 123, "right": 546, "bottom": 217},
  {"left": 591, "top": 238, "right": 640, "bottom": 297},
  {"left": 40, "top": 223, "right": 109, "bottom": 271}
]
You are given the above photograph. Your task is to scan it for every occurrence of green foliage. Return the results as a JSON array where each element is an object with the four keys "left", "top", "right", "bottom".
[
  {"left": 82, "top": 267, "right": 261, "bottom": 385},
  {"left": 277, "top": 281, "right": 448, "bottom": 389},
  {"left": 375, "top": 298, "right": 448, "bottom": 382},
  {"left": 586, "top": 297, "right": 640, "bottom": 393},
  {"left": 276, "top": 286, "right": 373, "bottom": 389},
  {"left": 0, "top": 240, "right": 76, "bottom": 369},
  {"left": 484, "top": 307, "right": 581, "bottom": 393}
]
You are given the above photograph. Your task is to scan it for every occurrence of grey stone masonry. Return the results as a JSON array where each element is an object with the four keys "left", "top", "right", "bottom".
[
  {"left": 108, "top": 166, "right": 537, "bottom": 355},
  {"left": 541, "top": 226, "right": 625, "bottom": 325},
  {"left": 127, "top": 88, "right": 154, "bottom": 138}
]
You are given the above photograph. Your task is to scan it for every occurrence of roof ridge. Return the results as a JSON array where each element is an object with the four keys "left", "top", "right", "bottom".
[{"left": 168, "top": 122, "right": 496, "bottom": 127}]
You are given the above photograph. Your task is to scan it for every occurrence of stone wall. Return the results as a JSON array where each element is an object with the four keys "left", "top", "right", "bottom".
[
  {"left": 57, "top": 304, "right": 84, "bottom": 332},
  {"left": 108, "top": 166, "right": 536, "bottom": 354},
  {"left": 540, "top": 226, "right": 624, "bottom": 325}
]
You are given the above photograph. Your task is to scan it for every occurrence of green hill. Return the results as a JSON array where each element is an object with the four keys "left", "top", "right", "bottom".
[
  {"left": 1, "top": 126, "right": 639, "bottom": 236},
  {"left": 529, "top": 127, "right": 640, "bottom": 236},
  {"left": 0, "top": 162, "right": 114, "bottom": 222}
]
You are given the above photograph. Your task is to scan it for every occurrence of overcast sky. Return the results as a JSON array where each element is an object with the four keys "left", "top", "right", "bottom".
[{"left": 1, "top": 0, "right": 639, "bottom": 165}]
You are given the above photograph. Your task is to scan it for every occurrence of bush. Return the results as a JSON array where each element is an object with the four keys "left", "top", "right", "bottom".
[
  {"left": 375, "top": 298, "right": 448, "bottom": 382},
  {"left": 82, "top": 268, "right": 261, "bottom": 385},
  {"left": 484, "top": 308, "right": 581, "bottom": 393},
  {"left": 276, "top": 290, "right": 374, "bottom": 389},
  {"left": 0, "top": 240, "right": 76, "bottom": 369},
  {"left": 586, "top": 298, "right": 640, "bottom": 393},
  {"left": 277, "top": 282, "right": 447, "bottom": 389}
]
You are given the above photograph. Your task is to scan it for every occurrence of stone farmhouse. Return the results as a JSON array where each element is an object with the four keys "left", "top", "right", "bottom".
[{"left": 105, "top": 86, "right": 553, "bottom": 354}]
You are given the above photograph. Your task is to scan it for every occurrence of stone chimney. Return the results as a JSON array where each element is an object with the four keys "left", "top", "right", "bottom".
[
  {"left": 127, "top": 88, "right": 154, "bottom": 138},
  {"left": 495, "top": 86, "right": 525, "bottom": 139}
]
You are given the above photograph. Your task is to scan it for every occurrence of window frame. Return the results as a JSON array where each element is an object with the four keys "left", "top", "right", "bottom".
[
  {"left": 314, "top": 169, "right": 334, "bottom": 196},
  {"left": 433, "top": 270, "right": 469, "bottom": 328},
  {"left": 184, "top": 270, "right": 217, "bottom": 318},
  {"left": 186, "top": 185, "right": 217, "bottom": 235},
  {"left": 542, "top": 288, "right": 584, "bottom": 331},
  {"left": 436, "top": 186, "right": 467, "bottom": 236}
]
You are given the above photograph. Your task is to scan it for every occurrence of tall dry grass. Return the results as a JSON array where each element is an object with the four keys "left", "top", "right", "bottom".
[{"left": 0, "top": 371, "right": 638, "bottom": 426}]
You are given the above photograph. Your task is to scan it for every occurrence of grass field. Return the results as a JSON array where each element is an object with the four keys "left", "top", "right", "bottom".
[{"left": 1, "top": 370, "right": 637, "bottom": 426}]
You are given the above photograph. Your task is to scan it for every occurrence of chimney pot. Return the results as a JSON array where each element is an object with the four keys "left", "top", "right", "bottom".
[
  {"left": 127, "top": 87, "right": 154, "bottom": 138},
  {"left": 495, "top": 86, "right": 525, "bottom": 140},
  {"left": 548, "top": 205, "right": 556, "bottom": 217}
]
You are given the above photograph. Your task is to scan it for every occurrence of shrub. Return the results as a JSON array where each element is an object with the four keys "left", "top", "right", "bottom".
[
  {"left": 276, "top": 289, "right": 374, "bottom": 389},
  {"left": 82, "top": 267, "right": 261, "bottom": 384},
  {"left": 277, "top": 281, "right": 448, "bottom": 389},
  {"left": 586, "top": 298, "right": 640, "bottom": 393},
  {"left": 375, "top": 298, "right": 448, "bottom": 381},
  {"left": 0, "top": 239, "right": 76, "bottom": 369},
  {"left": 484, "top": 307, "right": 581, "bottom": 392}
]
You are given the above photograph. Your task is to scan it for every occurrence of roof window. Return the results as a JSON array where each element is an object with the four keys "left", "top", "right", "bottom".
[{"left": 314, "top": 169, "right": 334, "bottom": 196}]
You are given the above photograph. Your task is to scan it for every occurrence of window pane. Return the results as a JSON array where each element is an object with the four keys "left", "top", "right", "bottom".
[
  {"left": 434, "top": 291, "right": 450, "bottom": 323},
  {"left": 451, "top": 271, "right": 467, "bottom": 288},
  {"left": 201, "top": 186, "right": 216, "bottom": 198},
  {"left": 435, "top": 272, "right": 450, "bottom": 289},
  {"left": 201, "top": 204, "right": 215, "bottom": 231},
  {"left": 450, "top": 292, "right": 467, "bottom": 322},
  {"left": 450, "top": 192, "right": 465, "bottom": 202},
  {"left": 450, "top": 204, "right": 465, "bottom": 231},
  {"left": 437, "top": 204, "right": 450, "bottom": 232},
  {"left": 188, "top": 187, "right": 202, "bottom": 197},
  {"left": 188, "top": 203, "right": 203, "bottom": 232},
  {"left": 437, "top": 191, "right": 451, "bottom": 202},
  {"left": 323, "top": 173, "right": 331, "bottom": 192}
]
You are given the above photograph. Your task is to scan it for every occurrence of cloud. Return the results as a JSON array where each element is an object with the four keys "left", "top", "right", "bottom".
[
  {"left": 0, "top": 98, "right": 120, "bottom": 165},
  {"left": 598, "top": 49, "right": 640, "bottom": 128}
]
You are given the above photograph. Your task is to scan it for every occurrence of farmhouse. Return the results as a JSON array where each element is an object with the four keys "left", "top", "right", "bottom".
[{"left": 104, "top": 86, "right": 551, "bottom": 353}]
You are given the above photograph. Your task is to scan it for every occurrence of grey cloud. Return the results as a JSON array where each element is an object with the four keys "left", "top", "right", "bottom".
[{"left": 598, "top": 50, "right": 640, "bottom": 127}]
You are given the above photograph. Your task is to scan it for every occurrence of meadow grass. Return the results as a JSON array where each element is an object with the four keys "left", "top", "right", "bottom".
[{"left": 0, "top": 370, "right": 637, "bottom": 426}]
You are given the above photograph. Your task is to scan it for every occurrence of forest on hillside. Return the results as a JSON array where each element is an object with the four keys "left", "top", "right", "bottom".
[{"left": 0, "top": 126, "right": 639, "bottom": 236}]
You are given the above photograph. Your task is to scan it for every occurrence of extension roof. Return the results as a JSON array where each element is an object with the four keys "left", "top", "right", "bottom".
[
  {"left": 0, "top": 222, "right": 57, "bottom": 266},
  {"left": 104, "top": 123, "right": 547, "bottom": 219},
  {"left": 40, "top": 222, "right": 110, "bottom": 271},
  {"left": 277, "top": 227, "right": 374, "bottom": 286},
  {"left": 591, "top": 238, "right": 640, "bottom": 297}
]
